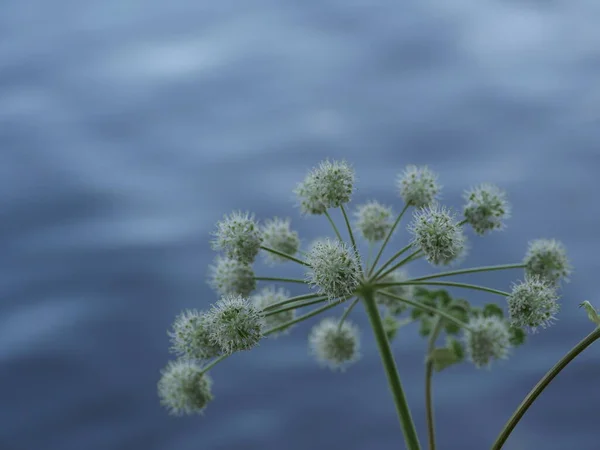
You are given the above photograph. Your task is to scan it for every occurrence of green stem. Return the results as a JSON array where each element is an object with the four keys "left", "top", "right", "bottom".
[
  {"left": 372, "top": 243, "right": 414, "bottom": 279},
  {"left": 491, "top": 326, "right": 600, "bottom": 450},
  {"left": 376, "top": 249, "right": 422, "bottom": 281},
  {"left": 262, "top": 292, "right": 322, "bottom": 311},
  {"left": 369, "top": 204, "right": 410, "bottom": 277},
  {"left": 338, "top": 297, "right": 360, "bottom": 330},
  {"left": 340, "top": 204, "right": 358, "bottom": 255},
  {"left": 254, "top": 276, "right": 307, "bottom": 284},
  {"left": 425, "top": 317, "right": 445, "bottom": 450},
  {"left": 264, "top": 297, "right": 329, "bottom": 317},
  {"left": 260, "top": 245, "right": 310, "bottom": 267},
  {"left": 409, "top": 263, "right": 526, "bottom": 282},
  {"left": 325, "top": 210, "right": 344, "bottom": 242},
  {"left": 361, "top": 288, "right": 421, "bottom": 450},
  {"left": 376, "top": 290, "right": 473, "bottom": 332},
  {"left": 376, "top": 281, "right": 509, "bottom": 298}
]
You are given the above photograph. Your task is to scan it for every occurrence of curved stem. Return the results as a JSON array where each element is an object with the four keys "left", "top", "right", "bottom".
[
  {"left": 262, "top": 292, "right": 322, "bottom": 311},
  {"left": 376, "top": 281, "right": 509, "bottom": 298},
  {"left": 340, "top": 205, "right": 358, "bottom": 255},
  {"left": 369, "top": 204, "right": 410, "bottom": 277},
  {"left": 362, "top": 289, "right": 421, "bottom": 450},
  {"left": 424, "top": 317, "right": 445, "bottom": 450},
  {"left": 254, "top": 276, "right": 307, "bottom": 284},
  {"left": 260, "top": 245, "right": 310, "bottom": 267},
  {"left": 372, "top": 243, "right": 414, "bottom": 279},
  {"left": 376, "top": 249, "right": 422, "bottom": 281},
  {"left": 409, "top": 263, "right": 526, "bottom": 282},
  {"left": 376, "top": 290, "right": 473, "bottom": 332},
  {"left": 324, "top": 211, "right": 344, "bottom": 242},
  {"left": 338, "top": 297, "right": 360, "bottom": 330},
  {"left": 264, "top": 297, "right": 329, "bottom": 317},
  {"left": 491, "top": 326, "right": 600, "bottom": 450}
]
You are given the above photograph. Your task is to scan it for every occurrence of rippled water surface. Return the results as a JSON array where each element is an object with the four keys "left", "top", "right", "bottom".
[{"left": 2, "top": 1, "right": 600, "bottom": 449}]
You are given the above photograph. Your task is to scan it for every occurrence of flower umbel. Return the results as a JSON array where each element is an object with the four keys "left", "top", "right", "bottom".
[
  {"left": 208, "top": 294, "right": 265, "bottom": 353},
  {"left": 309, "top": 317, "right": 361, "bottom": 371},
  {"left": 261, "top": 217, "right": 300, "bottom": 264},
  {"left": 409, "top": 204, "right": 466, "bottom": 266},
  {"left": 169, "top": 309, "right": 222, "bottom": 361},
  {"left": 524, "top": 239, "right": 572, "bottom": 286},
  {"left": 211, "top": 211, "right": 262, "bottom": 264},
  {"left": 463, "top": 183, "right": 511, "bottom": 235},
  {"left": 251, "top": 286, "right": 295, "bottom": 336},
  {"left": 208, "top": 256, "right": 256, "bottom": 297},
  {"left": 397, "top": 165, "right": 441, "bottom": 208},
  {"left": 507, "top": 276, "right": 560, "bottom": 332},
  {"left": 464, "top": 316, "right": 511, "bottom": 369},
  {"left": 354, "top": 200, "right": 394, "bottom": 242},
  {"left": 158, "top": 360, "right": 213, "bottom": 416},
  {"left": 306, "top": 238, "right": 361, "bottom": 301},
  {"left": 295, "top": 159, "right": 355, "bottom": 214}
]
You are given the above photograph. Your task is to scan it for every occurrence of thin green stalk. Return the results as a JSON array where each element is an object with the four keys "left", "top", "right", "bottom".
[
  {"left": 369, "top": 203, "right": 410, "bottom": 277},
  {"left": 340, "top": 204, "right": 358, "bottom": 255},
  {"left": 338, "top": 297, "right": 360, "bottom": 330},
  {"left": 362, "top": 288, "right": 421, "bottom": 450},
  {"left": 365, "top": 242, "right": 374, "bottom": 274},
  {"left": 260, "top": 245, "right": 310, "bottom": 267},
  {"left": 376, "top": 249, "right": 422, "bottom": 281},
  {"left": 409, "top": 263, "right": 526, "bottom": 282},
  {"left": 376, "top": 281, "right": 510, "bottom": 298},
  {"left": 491, "top": 326, "right": 600, "bottom": 450},
  {"left": 372, "top": 243, "right": 414, "bottom": 279},
  {"left": 376, "top": 290, "right": 473, "bottom": 332},
  {"left": 262, "top": 292, "right": 322, "bottom": 311},
  {"left": 264, "top": 297, "right": 329, "bottom": 317},
  {"left": 425, "top": 317, "right": 445, "bottom": 450},
  {"left": 200, "top": 300, "right": 342, "bottom": 375},
  {"left": 325, "top": 210, "right": 344, "bottom": 242},
  {"left": 254, "top": 276, "right": 307, "bottom": 284}
]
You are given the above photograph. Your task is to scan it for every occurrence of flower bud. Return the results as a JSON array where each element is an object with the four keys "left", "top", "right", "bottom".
[
  {"left": 397, "top": 165, "right": 441, "bottom": 208},
  {"left": 464, "top": 316, "right": 511, "bottom": 369},
  {"left": 309, "top": 318, "right": 361, "bottom": 371},
  {"left": 375, "top": 269, "right": 414, "bottom": 315},
  {"left": 211, "top": 211, "right": 262, "bottom": 264},
  {"left": 208, "top": 294, "right": 265, "bottom": 353},
  {"left": 507, "top": 276, "right": 559, "bottom": 332},
  {"left": 208, "top": 256, "right": 256, "bottom": 297},
  {"left": 294, "top": 159, "right": 355, "bottom": 214},
  {"left": 169, "top": 309, "right": 222, "bottom": 361},
  {"left": 251, "top": 286, "right": 295, "bottom": 336},
  {"left": 354, "top": 200, "right": 394, "bottom": 242},
  {"left": 524, "top": 239, "right": 572, "bottom": 286},
  {"left": 409, "top": 204, "right": 466, "bottom": 266},
  {"left": 463, "top": 183, "right": 511, "bottom": 235},
  {"left": 158, "top": 360, "right": 213, "bottom": 416},
  {"left": 261, "top": 217, "right": 300, "bottom": 264},
  {"left": 306, "top": 238, "right": 361, "bottom": 301}
]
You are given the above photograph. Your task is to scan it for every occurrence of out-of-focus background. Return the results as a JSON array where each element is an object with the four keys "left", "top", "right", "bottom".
[{"left": 1, "top": 1, "right": 600, "bottom": 449}]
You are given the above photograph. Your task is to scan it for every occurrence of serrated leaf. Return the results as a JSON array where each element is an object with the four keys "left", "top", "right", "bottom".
[
  {"left": 447, "top": 337, "right": 465, "bottom": 362},
  {"left": 483, "top": 303, "right": 504, "bottom": 319},
  {"left": 419, "top": 317, "right": 433, "bottom": 337},
  {"left": 429, "top": 347, "right": 460, "bottom": 372},
  {"left": 509, "top": 326, "right": 526, "bottom": 346},
  {"left": 579, "top": 301, "right": 600, "bottom": 326}
]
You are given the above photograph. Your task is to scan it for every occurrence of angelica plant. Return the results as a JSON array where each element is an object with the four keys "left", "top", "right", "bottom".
[{"left": 158, "top": 158, "right": 600, "bottom": 450}]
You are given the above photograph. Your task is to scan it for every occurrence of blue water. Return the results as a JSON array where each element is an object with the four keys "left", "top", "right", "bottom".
[{"left": 1, "top": 1, "right": 600, "bottom": 449}]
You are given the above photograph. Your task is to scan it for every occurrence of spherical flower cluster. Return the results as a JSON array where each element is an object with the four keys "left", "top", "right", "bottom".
[
  {"left": 207, "top": 294, "right": 265, "bottom": 353},
  {"left": 211, "top": 211, "right": 262, "bottom": 264},
  {"left": 260, "top": 217, "right": 300, "bottom": 264},
  {"left": 524, "top": 239, "right": 572, "bottom": 286},
  {"left": 306, "top": 238, "right": 362, "bottom": 301},
  {"left": 375, "top": 269, "right": 414, "bottom": 315},
  {"left": 464, "top": 316, "right": 511, "bottom": 369},
  {"left": 463, "top": 183, "right": 511, "bottom": 235},
  {"left": 158, "top": 360, "right": 213, "bottom": 416},
  {"left": 294, "top": 159, "right": 355, "bottom": 215},
  {"left": 309, "top": 318, "right": 361, "bottom": 371},
  {"left": 507, "top": 276, "right": 560, "bottom": 332},
  {"left": 354, "top": 200, "right": 394, "bottom": 242},
  {"left": 397, "top": 165, "right": 441, "bottom": 208},
  {"left": 409, "top": 204, "right": 467, "bottom": 266},
  {"left": 251, "top": 286, "right": 295, "bottom": 336},
  {"left": 208, "top": 256, "right": 256, "bottom": 297},
  {"left": 168, "top": 309, "right": 222, "bottom": 361}
]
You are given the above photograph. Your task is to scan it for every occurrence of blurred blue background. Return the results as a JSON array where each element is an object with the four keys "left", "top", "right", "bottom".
[{"left": 1, "top": 1, "right": 600, "bottom": 449}]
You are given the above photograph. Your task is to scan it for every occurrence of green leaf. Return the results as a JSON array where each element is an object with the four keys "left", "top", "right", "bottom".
[
  {"left": 383, "top": 314, "right": 400, "bottom": 341},
  {"left": 447, "top": 337, "right": 465, "bottom": 362},
  {"left": 579, "top": 301, "right": 600, "bottom": 326},
  {"left": 419, "top": 317, "right": 433, "bottom": 337},
  {"left": 483, "top": 303, "right": 504, "bottom": 319},
  {"left": 509, "top": 326, "right": 526, "bottom": 346},
  {"left": 429, "top": 347, "right": 460, "bottom": 372}
]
